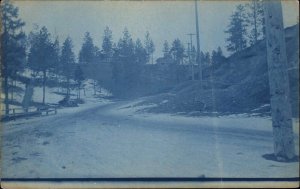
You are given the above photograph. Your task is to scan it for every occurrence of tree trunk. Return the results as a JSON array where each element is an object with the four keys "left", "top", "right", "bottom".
[
  {"left": 22, "top": 79, "right": 34, "bottom": 111},
  {"left": 4, "top": 74, "right": 9, "bottom": 115},
  {"left": 67, "top": 77, "right": 70, "bottom": 97},
  {"left": 94, "top": 80, "right": 96, "bottom": 95},
  {"left": 79, "top": 87, "right": 81, "bottom": 99},
  {"left": 253, "top": 0, "right": 258, "bottom": 44},
  {"left": 151, "top": 54, "right": 154, "bottom": 64},
  {"left": 264, "top": 0, "right": 295, "bottom": 160},
  {"left": 42, "top": 70, "right": 46, "bottom": 104},
  {"left": 10, "top": 79, "right": 13, "bottom": 101}
]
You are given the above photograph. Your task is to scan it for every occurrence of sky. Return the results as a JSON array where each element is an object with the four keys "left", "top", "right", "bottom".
[{"left": 13, "top": 0, "right": 299, "bottom": 60}]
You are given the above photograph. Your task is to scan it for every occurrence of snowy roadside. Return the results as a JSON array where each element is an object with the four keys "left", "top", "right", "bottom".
[
  {"left": 107, "top": 99, "right": 300, "bottom": 173},
  {"left": 1, "top": 98, "right": 111, "bottom": 136},
  {"left": 108, "top": 98, "right": 299, "bottom": 141},
  {"left": 1, "top": 95, "right": 299, "bottom": 178},
  {"left": 2, "top": 79, "right": 112, "bottom": 133},
  {"left": 1, "top": 90, "right": 299, "bottom": 179}
]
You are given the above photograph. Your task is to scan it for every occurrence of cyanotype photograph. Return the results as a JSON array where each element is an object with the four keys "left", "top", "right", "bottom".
[{"left": 0, "top": 0, "right": 299, "bottom": 188}]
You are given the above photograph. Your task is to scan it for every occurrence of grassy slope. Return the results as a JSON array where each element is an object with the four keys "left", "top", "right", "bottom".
[{"left": 143, "top": 24, "right": 299, "bottom": 116}]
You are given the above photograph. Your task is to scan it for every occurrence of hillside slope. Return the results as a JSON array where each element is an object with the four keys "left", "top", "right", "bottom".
[{"left": 142, "top": 24, "right": 299, "bottom": 116}]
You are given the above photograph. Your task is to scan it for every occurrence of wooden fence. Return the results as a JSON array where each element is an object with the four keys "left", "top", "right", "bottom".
[{"left": 1, "top": 105, "right": 58, "bottom": 122}]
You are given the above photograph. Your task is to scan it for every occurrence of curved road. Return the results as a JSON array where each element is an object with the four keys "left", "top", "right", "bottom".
[{"left": 1, "top": 100, "right": 299, "bottom": 178}]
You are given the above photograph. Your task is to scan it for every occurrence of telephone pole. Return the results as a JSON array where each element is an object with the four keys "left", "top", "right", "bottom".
[
  {"left": 187, "top": 42, "right": 191, "bottom": 73},
  {"left": 187, "top": 33, "right": 196, "bottom": 49},
  {"left": 187, "top": 33, "right": 196, "bottom": 80},
  {"left": 264, "top": 0, "right": 295, "bottom": 161},
  {"left": 195, "top": 0, "right": 202, "bottom": 91}
]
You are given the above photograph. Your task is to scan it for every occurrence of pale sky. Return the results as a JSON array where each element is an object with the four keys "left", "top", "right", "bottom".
[{"left": 14, "top": 0, "right": 299, "bottom": 60}]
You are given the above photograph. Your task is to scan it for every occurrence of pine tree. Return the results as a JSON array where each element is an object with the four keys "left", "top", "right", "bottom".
[
  {"left": 225, "top": 4, "right": 248, "bottom": 53},
  {"left": 200, "top": 51, "right": 205, "bottom": 65},
  {"left": 204, "top": 52, "right": 211, "bottom": 65},
  {"left": 112, "top": 28, "right": 136, "bottom": 95},
  {"left": 28, "top": 26, "right": 56, "bottom": 104},
  {"left": 199, "top": 51, "right": 212, "bottom": 65},
  {"left": 52, "top": 37, "right": 61, "bottom": 77},
  {"left": 245, "top": 0, "right": 265, "bottom": 45},
  {"left": 1, "top": 0, "right": 26, "bottom": 114},
  {"left": 79, "top": 32, "right": 96, "bottom": 64},
  {"left": 102, "top": 26, "right": 113, "bottom": 59},
  {"left": 135, "top": 38, "right": 147, "bottom": 65},
  {"left": 163, "top": 40, "right": 171, "bottom": 58},
  {"left": 144, "top": 31, "right": 155, "bottom": 64},
  {"left": 74, "top": 65, "right": 85, "bottom": 99},
  {"left": 171, "top": 39, "right": 185, "bottom": 64},
  {"left": 116, "top": 28, "right": 135, "bottom": 68},
  {"left": 211, "top": 47, "right": 225, "bottom": 65},
  {"left": 61, "top": 37, "right": 75, "bottom": 96},
  {"left": 190, "top": 46, "right": 197, "bottom": 65}
]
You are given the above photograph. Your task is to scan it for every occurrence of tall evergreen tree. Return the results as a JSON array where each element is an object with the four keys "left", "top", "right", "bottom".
[
  {"left": 1, "top": 0, "right": 26, "bottom": 114},
  {"left": 225, "top": 4, "right": 248, "bottom": 53},
  {"left": 52, "top": 37, "right": 61, "bottom": 78},
  {"left": 200, "top": 51, "right": 212, "bottom": 65},
  {"left": 200, "top": 51, "right": 205, "bottom": 65},
  {"left": 245, "top": 0, "right": 265, "bottom": 45},
  {"left": 61, "top": 37, "right": 75, "bottom": 96},
  {"left": 74, "top": 65, "right": 85, "bottom": 99},
  {"left": 135, "top": 38, "right": 147, "bottom": 65},
  {"left": 211, "top": 47, "right": 225, "bottom": 65},
  {"left": 163, "top": 40, "right": 171, "bottom": 58},
  {"left": 144, "top": 31, "right": 155, "bottom": 64},
  {"left": 28, "top": 26, "right": 56, "bottom": 104},
  {"left": 170, "top": 39, "right": 185, "bottom": 64},
  {"left": 117, "top": 28, "right": 135, "bottom": 62},
  {"left": 112, "top": 28, "right": 136, "bottom": 95},
  {"left": 79, "top": 32, "right": 96, "bottom": 64},
  {"left": 102, "top": 26, "right": 113, "bottom": 59},
  {"left": 190, "top": 46, "right": 197, "bottom": 65},
  {"left": 204, "top": 52, "right": 211, "bottom": 65}
]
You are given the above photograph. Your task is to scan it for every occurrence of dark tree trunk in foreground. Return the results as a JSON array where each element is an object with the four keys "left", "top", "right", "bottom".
[
  {"left": 264, "top": 0, "right": 295, "bottom": 160},
  {"left": 22, "top": 79, "right": 34, "bottom": 111},
  {"left": 42, "top": 70, "right": 46, "bottom": 104},
  {"left": 4, "top": 72, "right": 9, "bottom": 115}
]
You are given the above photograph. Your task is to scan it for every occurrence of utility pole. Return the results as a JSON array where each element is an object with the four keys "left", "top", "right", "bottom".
[
  {"left": 187, "top": 33, "right": 196, "bottom": 80},
  {"left": 187, "top": 42, "right": 191, "bottom": 79},
  {"left": 195, "top": 0, "right": 202, "bottom": 91},
  {"left": 264, "top": 0, "right": 295, "bottom": 161},
  {"left": 187, "top": 33, "right": 196, "bottom": 49}
]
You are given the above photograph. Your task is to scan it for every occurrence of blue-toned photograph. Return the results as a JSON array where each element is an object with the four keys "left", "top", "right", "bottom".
[{"left": 0, "top": 0, "right": 299, "bottom": 188}]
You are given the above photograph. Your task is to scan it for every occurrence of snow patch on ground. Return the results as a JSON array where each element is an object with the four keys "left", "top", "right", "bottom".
[
  {"left": 32, "top": 87, "right": 64, "bottom": 104},
  {"left": 3, "top": 78, "right": 112, "bottom": 124},
  {"left": 111, "top": 99, "right": 299, "bottom": 133},
  {"left": 1, "top": 94, "right": 299, "bottom": 179}
]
